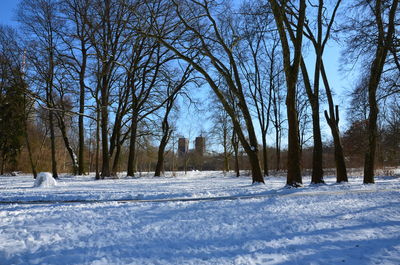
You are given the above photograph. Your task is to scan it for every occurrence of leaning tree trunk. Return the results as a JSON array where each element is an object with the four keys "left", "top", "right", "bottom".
[
  {"left": 57, "top": 115, "right": 79, "bottom": 175},
  {"left": 325, "top": 108, "right": 348, "bottom": 182},
  {"left": 154, "top": 131, "right": 170, "bottom": 177},
  {"left": 235, "top": 91, "right": 264, "bottom": 183},
  {"left": 300, "top": 58, "right": 324, "bottom": 184},
  {"left": 321, "top": 63, "right": 348, "bottom": 182}
]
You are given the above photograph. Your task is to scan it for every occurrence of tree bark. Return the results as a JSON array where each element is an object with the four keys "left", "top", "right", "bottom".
[
  {"left": 111, "top": 133, "right": 123, "bottom": 176},
  {"left": 154, "top": 132, "right": 170, "bottom": 177},
  {"left": 223, "top": 127, "right": 230, "bottom": 172},
  {"left": 100, "top": 76, "right": 110, "bottom": 178},
  {"left": 57, "top": 115, "right": 78, "bottom": 175},
  {"left": 146, "top": 3, "right": 264, "bottom": 183},
  {"left": 155, "top": 96, "right": 175, "bottom": 177},
  {"left": 232, "top": 131, "right": 240, "bottom": 177},
  {"left": 310, "top": 103, "right": 324, "bottom": 183},
  {"left": 23, "top": 99, "right": 37, "bottom": 179},
  {"left": 300, "top": 59, "right": 324, "bottom": 184},
  {"left": 95, "top": 105, "right": 100, "bottom": 180},
  {"left": 1, "top": 152, "right": 5, "bottom": 175},
  {"left": 261, "top": 134, "right": 269, "bottom": 176},
  {"left": 286, "top": 77, "right": 302, "bottom": 186},
  {"left": 127, "top": 113, "right": 138, "bottom": 177},
  {"left": 78, "top": 45, "right": 87, "bottom": 175},
  {"left": 269, "top": 0, "right": 305, "bottom": 187},
  {"left": 321, "top": 63, "right": 348, "bottom": 182},
  {"left": 24, "top": 128, "right": 37, "bottom": 179},
  {"left": 49, "top": 110, "right": 58, "bottom": 179},
  {"left": 363, "top": 0, "right": 398, "bottom": 184},
  {"left": 275, "top": 126, "right": 281, "bottom": 171}
]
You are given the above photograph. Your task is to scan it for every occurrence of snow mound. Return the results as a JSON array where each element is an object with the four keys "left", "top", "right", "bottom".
[{"left": 34, "top": 172, "right": 57, "bottom": 188}]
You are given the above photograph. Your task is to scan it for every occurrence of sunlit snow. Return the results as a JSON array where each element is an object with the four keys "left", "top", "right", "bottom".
[{"left": 1, "top": 171, "right": 400, "bottom": 264}]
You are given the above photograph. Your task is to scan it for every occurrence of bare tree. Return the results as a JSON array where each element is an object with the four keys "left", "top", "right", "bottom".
[
  {"left": 85, "top": 0, "right": 130, "bottom": 178},
  {"left": 60, "top": 0, "right": 93, "bottom": 175},
  {"left": 209, "top": 99, "right": 233, "bottom": 173},
  {"left": 154, "top": 65, "right": 193, "bottom": 177},
  {"left": 237, "top": 2, "right": 275, "bottom": 177},
  {"left": 268, "top": 0, "right": 306, "bottom": 186},
  {"left": 141, "top": 0, "right": 265, "bottom": 183},
  {"left": 299, "top": 0, "right": 347, "bottom": 183},
  {"left": 343, "top": 0, "right": 399, "bottom": 183},
  {"left": 18, "top": 0, "right": 66, "bottom": 179}
]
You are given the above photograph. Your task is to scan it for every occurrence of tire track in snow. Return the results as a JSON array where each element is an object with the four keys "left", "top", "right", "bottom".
[{"left": 0, "top": 188, "right": 399, "bottom": 205}]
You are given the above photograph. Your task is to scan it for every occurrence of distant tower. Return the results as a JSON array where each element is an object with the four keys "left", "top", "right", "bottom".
[
  {"left": 178, "top": 138, "right": 189, "bottom": 157},
  {"left": 195, "top": 136, "right": 206, "bottom": 156}
]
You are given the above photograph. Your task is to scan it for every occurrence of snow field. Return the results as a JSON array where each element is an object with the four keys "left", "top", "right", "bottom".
[{"left": 0, "top": 171, "right": 400, "bottom": 264}]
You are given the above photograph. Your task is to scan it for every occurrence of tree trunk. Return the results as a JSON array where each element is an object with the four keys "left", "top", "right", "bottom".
[
  {"left": 310, "top": 0, "right": 324, "bottom": 184},
  {"left": 235, "top": 91, "right": 264, "bottom": 183},
  {"left": 155, "top": 99, "right": 173, "bottom": 177},
  {"left": 78, "top": 59, "right": 86, "bottom": 175},
  {"left": 127, "top": 113, "right": 138, "bottom": 177},
  {"left": 155, "top": 132, "right": 170, "bottom": 177},
  {"left": 325, "top": 109, "right": 348, "bottom": 182},
  {"left": 286, "top": 79, "right": 302, "bottom": 186},
  {"left": 95, "top": 106, "right": 100, "bottom": 180},
  {"left": 24, "top": 119, "right": 37, "bottom": 179},
  {"left": 232, "top": 131, "right": 240, "bottom": 177},
  {"left": 100, "top": 79, "right": 110, "bottom": 178},
  {"left": 364, "top": 69, "right": 380, "bottom": 184},
  {"left": 262, "top": 134, "right": 269, "bottom": 176},
  {"left": 300, "top": 57, "right": 324, "bottom": 184},
  {"left": 223, "top": 127, "right": 229, "bottom": 172},
  {"left": 310, "top": 103, "right": 324, "bottom": 183},
  {"left": 1, "top": 152, "right": 5, "bottom": 175},
  {"left": 275, "top": 127, "right": 281, "bottom": 171},
  {"left": 111, "top": 136, "right": 122, "bottom": 176},
  {"left": 321, "top": 63, "right": 348, "bottom": 182},
  {"left": 48, "top": 47, "right": 58, "bottom": 179},
  {"left": 49, "top": 110, "right": 58, "bottom": 179},
  {"left": 363, "top": 0, "right": 398, "bottom": 183},
  {"left": 364, "top": 87, "right": 378, "bottom": 184},
  {"left": 57, "top": 115, "right": 78, "bottom": 175},
  {"left": 269, "top": 0, "right": 305, "bottom": 187}
]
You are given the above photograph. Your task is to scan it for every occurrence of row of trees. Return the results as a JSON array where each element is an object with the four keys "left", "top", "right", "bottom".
[{"left": 0, "top": 0, "right": 398, "bottom": 186}]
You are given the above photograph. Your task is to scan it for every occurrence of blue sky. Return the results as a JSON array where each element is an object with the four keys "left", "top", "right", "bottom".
[
  {"left": 0, "top": 0, "right": 19, "bottom": 26},
  {"left": 1, "top": 0, "right": 353, "bottom": 149}
]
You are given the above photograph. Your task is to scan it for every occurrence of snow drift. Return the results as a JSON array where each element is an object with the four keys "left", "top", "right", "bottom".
[{"left": 33, "top": 172, "right": 57, "bottom": 188}]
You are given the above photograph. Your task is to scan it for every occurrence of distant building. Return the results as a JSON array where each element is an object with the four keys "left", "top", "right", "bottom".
[
  {"left": 178, "top": 138, "right": 189, "bottom": 157},
  {"left": 195, "top": 136, "right": 206, "bottom": 156}
]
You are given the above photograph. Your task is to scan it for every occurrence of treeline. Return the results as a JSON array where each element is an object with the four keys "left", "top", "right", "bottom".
[{"left": 0, "top": 0, "right": 398, "bottom": 186}]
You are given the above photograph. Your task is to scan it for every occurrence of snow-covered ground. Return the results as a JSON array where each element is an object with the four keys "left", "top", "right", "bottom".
[{"left": 1, "top": 171, "right": 400, "bottom": 264}]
